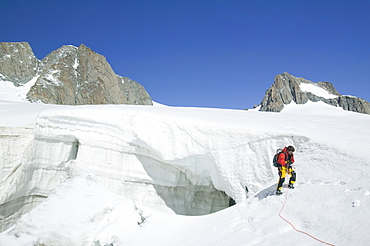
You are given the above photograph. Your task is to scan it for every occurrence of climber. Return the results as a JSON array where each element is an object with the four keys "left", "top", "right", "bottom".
[{"left": 276, "top": 145, "right": 296, "bottom": 195}]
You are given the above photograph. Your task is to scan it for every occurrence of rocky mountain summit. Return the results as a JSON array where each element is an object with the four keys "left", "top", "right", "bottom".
[
  {"left": 0, "top": 42, "right": 152, "bottom": 105},
  {"left": 0, "top": 42, "right": 40, "bottom": 85},
  {"left": 259, "top": 72, "right": 370, "bottom": 114}
]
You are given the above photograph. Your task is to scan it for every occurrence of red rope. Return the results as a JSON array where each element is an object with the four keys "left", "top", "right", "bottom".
[{"left": 278, "top": 190, "right": 335, "bottom": 246}]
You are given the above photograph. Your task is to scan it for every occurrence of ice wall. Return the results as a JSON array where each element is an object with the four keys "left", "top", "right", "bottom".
[
  {"left": 0, "top": 126, "right": 35, "bottom": 231},
  {"left": 0, "top": 126, "right": 34, "bottom": 184},
  {"left": 0, "top": 126, "right": 77, "bottom": 231},
  {"left": 31, "top": 106, "right": 234, "bottom": 216},
  {"left": 0, "top": 105, "right": 307, "bottom": 231}
]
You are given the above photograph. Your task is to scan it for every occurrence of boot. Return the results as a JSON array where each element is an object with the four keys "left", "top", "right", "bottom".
[
  {"left": 288, "top": 183, "right": 294, "bottom": 189},
  {"left": 276, "top": 190, "right": 283, "bottom": 195}
]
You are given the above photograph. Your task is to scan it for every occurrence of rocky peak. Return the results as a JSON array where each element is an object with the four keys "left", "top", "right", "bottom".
[
  {"left": 0, "top": 42, "right": 40, "bottom": 86},
  {"left": 0, "top": 42, "right": 152, "bottom": 106},
  {"left": 259, "top": 72, "right": 370, "bottom": 114},
  {"left": 27, "top": 43, "right": 152, "bottom": 105}
]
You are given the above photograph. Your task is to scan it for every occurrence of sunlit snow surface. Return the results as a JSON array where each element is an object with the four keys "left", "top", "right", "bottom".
[
  {"left": 0, "top": 98, "right": 369, "bottom": 246},
  {"left": 299, "top": 82, "right": 339, "bottom": 99},
  {"left": 0, "top": 78, "right": 38, "bottom": 103}
]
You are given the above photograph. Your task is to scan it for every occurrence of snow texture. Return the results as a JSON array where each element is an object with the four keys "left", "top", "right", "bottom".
[
  {"left": 299, "top": 82, "right": 338, "bottom": 99},
  {"left": 0, "top": 83, "right": 370, "bottom": 245}
]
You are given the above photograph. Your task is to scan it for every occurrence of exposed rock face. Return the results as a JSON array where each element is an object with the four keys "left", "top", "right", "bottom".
[
  {"left": 0, "top": 42, "right": 40, "bottom": 86},
  {"left": 0, "top": 42, "right": 152, "bottom": 106},
  {"left": 119, "top": 76, "right": 153, "bottom": 105},
  {"left": 338, "top": 96, "right": 370, "bottom": 114},
  {"left": 260, "top": 72, "right": 370, "bottom": 114}
]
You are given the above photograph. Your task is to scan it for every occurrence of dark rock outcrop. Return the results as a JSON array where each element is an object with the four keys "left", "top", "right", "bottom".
[
  {"left": 260, "top": 72, "right": 370, "bottom": 115},
  {"left": 337, "top": 96, "right": 370, "bottom": 114},
  {"left": 0, "top": 42, "right": 152, "bottom": 106}
]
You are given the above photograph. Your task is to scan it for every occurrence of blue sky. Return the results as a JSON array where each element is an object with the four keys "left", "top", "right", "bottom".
[{"left": 2, "top": 0, "right": 370, "bottom": 109}]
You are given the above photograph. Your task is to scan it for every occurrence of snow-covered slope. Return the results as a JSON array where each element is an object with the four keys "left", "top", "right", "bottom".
[
  {"left": 0, "top": 97, "right": 369, "bottom": 245},
  {"left": 299, "top": 82, "right": 339, "bottom": 99}
]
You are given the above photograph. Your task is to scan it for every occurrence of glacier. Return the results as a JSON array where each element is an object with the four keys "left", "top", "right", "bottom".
[
  {"left": 2, "top": 103, "right": 297, "bottom": 228},
  {"left": 0, "top": 100, "right": 370, "bottom": 245},
  {"left": 0, "top": 101, "right": 309, "bottom": 230}
]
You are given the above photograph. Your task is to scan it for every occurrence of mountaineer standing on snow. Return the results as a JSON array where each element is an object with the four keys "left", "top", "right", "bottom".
[{"left": 276, "top": 146, "right": 296, "bottom": 195}]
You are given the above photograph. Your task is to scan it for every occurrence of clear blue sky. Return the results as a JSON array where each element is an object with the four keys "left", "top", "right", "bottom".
[{"left": 2, "top": 0, "right": 370, "bottom": 109}]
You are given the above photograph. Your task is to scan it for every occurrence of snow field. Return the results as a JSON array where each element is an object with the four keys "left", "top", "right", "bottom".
[{"left": 0, "top": 100, "right": 369, "bottom": 245}]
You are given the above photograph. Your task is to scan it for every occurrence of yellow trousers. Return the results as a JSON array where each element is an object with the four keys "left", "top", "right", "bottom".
[{"left": 277, "top": 165, "right": 296, "bottom": 190}]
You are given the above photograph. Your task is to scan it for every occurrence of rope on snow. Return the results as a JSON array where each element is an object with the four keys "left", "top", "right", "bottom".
[{"left": 278, "top": 189, "right": 335, "bottom": 246}]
